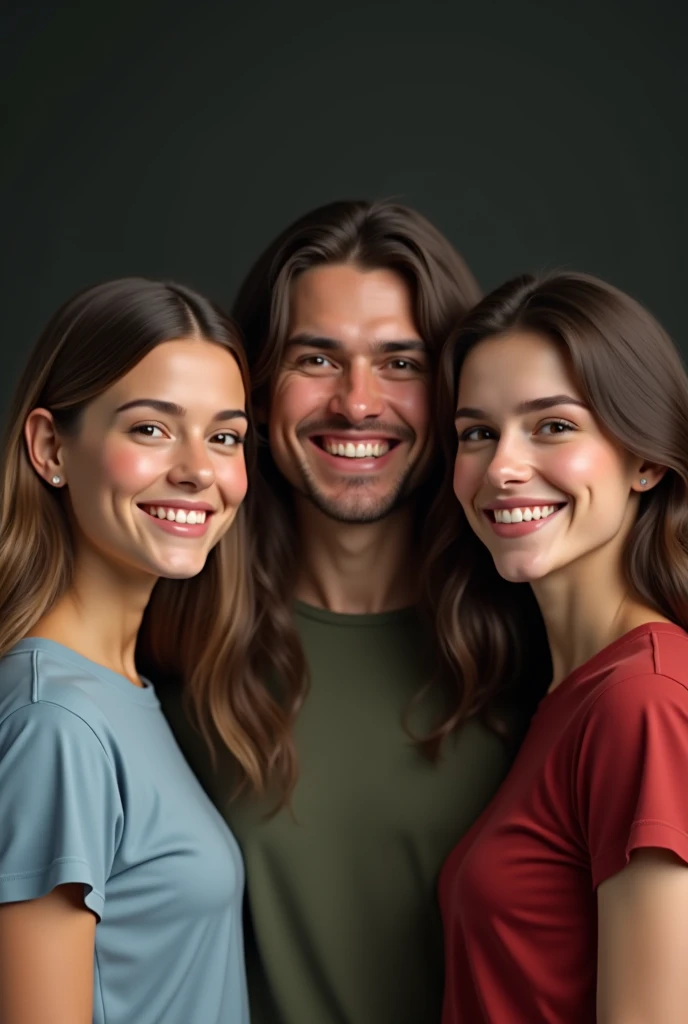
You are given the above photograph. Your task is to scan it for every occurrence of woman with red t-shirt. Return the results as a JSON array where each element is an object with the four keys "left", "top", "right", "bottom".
[{"left": 432, "top": 271, "right": 688, "bottom": 1023}]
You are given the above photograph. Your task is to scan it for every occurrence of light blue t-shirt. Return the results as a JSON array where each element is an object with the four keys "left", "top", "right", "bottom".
[{"left": 0, "top": 638, "right": 249, "bottom": 1024}]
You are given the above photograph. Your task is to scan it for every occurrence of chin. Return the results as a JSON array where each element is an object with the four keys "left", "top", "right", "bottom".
[
  {"left": 154, "top": 557, "right": 208, "bottom": 581},
  {"left": 493, "top": 558, "right": 549, "bottom": 585}
]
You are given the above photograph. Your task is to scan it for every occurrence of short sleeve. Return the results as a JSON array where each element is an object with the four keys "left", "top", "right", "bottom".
[
  {"left": 575, "top": 673, "right": 688, "bottom": 890},
  {"left": 0, "top": 701, "right": 123, "bottom": 918}
]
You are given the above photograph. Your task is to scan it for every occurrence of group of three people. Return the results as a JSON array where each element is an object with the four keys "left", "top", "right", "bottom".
[{"left": 0, "top": 199, "right": 687, "bottom": 1024}]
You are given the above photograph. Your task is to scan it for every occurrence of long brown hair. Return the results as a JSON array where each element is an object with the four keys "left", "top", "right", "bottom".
[
  {"left": 231, "top": 199, "right": 483, "bottom": 777},
  {"left": 0, "top": 277, "right": 280, "bottom": 795},
  {"left": 426, "top": 271, "right": 688, "bottom": 746}
]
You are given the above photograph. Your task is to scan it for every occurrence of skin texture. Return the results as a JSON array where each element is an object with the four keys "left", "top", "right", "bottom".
[
  {"left": 454, "top": 329, "right": 686, "bottom": 1022},
  {"left": 0, "top": 885, "right": 95, "bottom": 1024},
  {"left": 28, "top": 338, "right": 248, "bottom": 583},
  {"left": 0, "top": 337, "right": 248, "bottom": 1023},
  {"left": 269, "top": 264, "right": 432, "bottom": 613},
  {"left": 270, "top": 263, "right": 432, "bottom": 525},
  {"left": 454, "top": 329, "right": 647, "bottom": 586},
  {"left": 453, "top": 329, "right": 667, "bottom": 685}
]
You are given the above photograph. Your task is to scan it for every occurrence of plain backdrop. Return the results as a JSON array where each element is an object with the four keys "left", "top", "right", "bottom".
[{"left": 2, "top": 0, "right": 686, "bottom": 414}]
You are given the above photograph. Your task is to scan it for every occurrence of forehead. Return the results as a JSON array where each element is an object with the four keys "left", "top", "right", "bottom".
[
  {"left": 459, "top": 330, "right": 577, "bottom": 404},
  {"left": 101, "top": 338, "right": 245, "bottom": 408},
  {"left": 288, "top": 263, "right": 420, "bottom": 345}
]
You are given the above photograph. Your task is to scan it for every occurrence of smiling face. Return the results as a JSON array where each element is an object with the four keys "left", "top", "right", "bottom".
[
  {"left": 267, "top": 263, "right": 432, "bottom": 523},
  {"left": 35, "top": 337, "right": 248, "bottom": 581},
  {"left": 453, "top": 330, "right": 648, "bottom": 584}
]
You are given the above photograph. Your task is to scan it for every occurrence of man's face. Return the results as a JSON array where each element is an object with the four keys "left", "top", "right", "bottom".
[{"left": 268, "top": 263, "right": 432, "bottom": 523}]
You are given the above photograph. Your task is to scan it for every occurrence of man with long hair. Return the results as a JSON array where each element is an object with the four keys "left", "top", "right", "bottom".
[{"left": 162, "top": 201, "right": 515, "bottom": 1023}]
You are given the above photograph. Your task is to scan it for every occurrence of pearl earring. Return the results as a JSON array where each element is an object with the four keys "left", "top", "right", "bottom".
[
  {"left": 639, "top": 477, "right": 647, "bottom": 486},
  {"left": 51, "top": 475, "right": 61, "bottom": 485}
]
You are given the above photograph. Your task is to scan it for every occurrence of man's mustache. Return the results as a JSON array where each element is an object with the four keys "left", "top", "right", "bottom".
[{"left": 296, "top": 418, "right": 415, "bottom": 444}]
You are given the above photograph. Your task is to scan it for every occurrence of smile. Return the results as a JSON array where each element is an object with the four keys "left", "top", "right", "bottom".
[
  {"left": 141, "top": 505, "right": 208, "bottom": 524},
  {"left": 489, "top": 504, "right": 558, "bottom": 524},
  {"left": 313, "top": 435, "right": 396, "bottom": 460},
  {"left": 483, "top": 502, "right": 568, "bottom": 537}
]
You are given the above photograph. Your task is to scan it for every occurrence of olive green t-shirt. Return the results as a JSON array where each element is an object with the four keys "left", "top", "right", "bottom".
[{"left": 161, "top": 602, "right": 513, "bottom": 1024}]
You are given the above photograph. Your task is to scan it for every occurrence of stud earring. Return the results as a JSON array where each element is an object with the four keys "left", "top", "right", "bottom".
[
  {"left": 51, "top": 475, "right": 61, "bottom": 485},
  {"left": 639, "top": 477, "right": 647, "bottom": 486}
]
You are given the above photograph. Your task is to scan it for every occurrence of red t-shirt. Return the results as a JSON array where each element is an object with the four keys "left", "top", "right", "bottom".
[{"left": 439, "top": 622, "right": 688, "bottom": 1024}]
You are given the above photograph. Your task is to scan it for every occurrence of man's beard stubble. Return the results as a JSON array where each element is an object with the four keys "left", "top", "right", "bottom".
[
  {"left": 290, "top": 417, "right": 426, "bottom": 524},
  {"left": 296, "top": 466, "right": 414, "bottom": 524}
]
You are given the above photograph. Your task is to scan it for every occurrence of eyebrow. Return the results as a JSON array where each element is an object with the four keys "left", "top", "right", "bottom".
[
  {"left": 285, "top": 334, "right": 427, "bottom": 355},
  {"left": 455, "top": 394, "right": 587, "bottom": 421},
  {"left": 114, "top": 398, "right": 248, "bottom": 422}
]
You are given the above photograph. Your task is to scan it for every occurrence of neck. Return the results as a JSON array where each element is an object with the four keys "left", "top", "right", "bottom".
[
  {"left": 28, "top": 547, "right": 156, "bottom": 684},
  {"left": 531, "top": 543, "right": 669, "bottom": 690},
  {"left": 293, "top": 495, "right": 419, "bottom": 614}
]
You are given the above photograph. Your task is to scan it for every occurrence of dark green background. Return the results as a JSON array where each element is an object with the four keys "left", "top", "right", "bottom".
[{"left": 2, "top": 0, "right": 686, "bottom": 412}]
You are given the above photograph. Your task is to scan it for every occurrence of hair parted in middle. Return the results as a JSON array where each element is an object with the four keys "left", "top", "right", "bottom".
[
  {"left": 425, "top": 270, "right": 688, "bottom": 749},
  {"left": 0, "top": 276, "right": 284, "bottom": 803},
  {"left": 231, "top": 199, "right": 484, "bottom": 789}
]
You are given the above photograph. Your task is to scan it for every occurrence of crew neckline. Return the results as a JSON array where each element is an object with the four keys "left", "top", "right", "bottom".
[
  {"left": 8, "top": 637, "right": 159, "bottom": 706},
  {"left": 293, "top": 599, "right": 418, "bottom": 628}
]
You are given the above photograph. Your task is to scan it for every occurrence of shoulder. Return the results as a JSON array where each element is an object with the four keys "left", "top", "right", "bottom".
[
  {"left": 0, "top": 645, "right": 116, "bottom": 757},
  {"left": 579, "top": 625, "right": 688, "bottom": 720}
]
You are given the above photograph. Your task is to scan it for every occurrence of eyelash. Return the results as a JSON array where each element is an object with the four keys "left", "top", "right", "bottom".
[
  {"left": 459, "top": 418, "right": 576, "bottom": 442},
  {"left": 296, "top": 355, "right": 422, "bottom": 372},
  {"left": 129, "top": 424, "right": 245, "bottom": 446}
]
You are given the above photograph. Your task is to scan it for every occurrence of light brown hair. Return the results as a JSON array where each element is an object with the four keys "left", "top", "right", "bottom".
[
  {"left": 0, "top": 277, "right": 280, "bottom": 795},
  {"left": 232, "top": 199, "right": 483, "bottom": 782},
  {"left": 426, "top": 271, "right": 688, "bottom": 745}
]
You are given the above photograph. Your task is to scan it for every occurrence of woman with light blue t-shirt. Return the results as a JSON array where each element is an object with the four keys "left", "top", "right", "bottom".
[{"left": 0, "top": 278, "right": 264, "bottom": 1023}]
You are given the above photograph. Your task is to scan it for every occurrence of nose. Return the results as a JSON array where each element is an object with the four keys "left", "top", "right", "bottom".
[
  {"left": 167, "top": 437, "right": 215, "bottom": 491},
  {"left": 328, "top": 359, "right": 385, "bottom": 423},
  {"left": 485, "top": 430, "right": 533, "bottom": 489}
]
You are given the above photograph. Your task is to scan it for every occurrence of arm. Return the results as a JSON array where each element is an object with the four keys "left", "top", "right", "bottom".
[
  {"left": 0, "top": 884, "right": 96, "bottom": 1024},
  {"left": 597, "top": 848, "right": 688, "bottom": 1024}
]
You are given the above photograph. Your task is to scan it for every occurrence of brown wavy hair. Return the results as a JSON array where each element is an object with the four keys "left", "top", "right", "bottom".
[
  {"left": 0, "top": 277, "right": 281, "bottom": 795},
  {"left": 426, "top": 270, "right": 688, "bottom": 747},
  {"left": 231, "top": 199, "right": 483, "bottom": 776}
]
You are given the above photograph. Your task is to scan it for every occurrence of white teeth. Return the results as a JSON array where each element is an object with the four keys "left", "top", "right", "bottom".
[
  {"left": 493, "top": 504, "right": 558, "bottom": 524},
  {"left": 324, "top": 440, "right": 391, "bottom": 459},
  {"left": 145, "top": 506, "right": 207, "bottom": 524}
]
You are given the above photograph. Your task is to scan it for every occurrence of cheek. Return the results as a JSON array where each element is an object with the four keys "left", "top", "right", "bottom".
[
  {"left": 217, "top": 456, "right": 248, "bottom": 505},
  {"left": 270, "top": 375, "right": 333, "bottom": 431},
  {"left": 99, "top": 444, "right": 163, "bottom": 491},
  {"left": 545, "top": 444, "right": 621, "bottom": 490},
  {"left": 453, "top": 453, "right": 482, "bottom": 506},
  {"left": 70, "top": 440, "right": 163, "bottom": 495},
  {"left": 386, "top": 380, "right": 429, "bottom": 429}
]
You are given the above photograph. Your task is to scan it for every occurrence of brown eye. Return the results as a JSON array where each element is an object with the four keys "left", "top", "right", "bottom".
[
  {"left": 212, "top": 432, "right": 243, "bottom": 448},
  {"left": 539, "top": 420, "right": 575, "bottom": 436},
  {"left": 131, "top": 424, "right": 164, "bottom": 438},
  {"left": 459, "top": 426, "right": 495, "bottom": 443}
]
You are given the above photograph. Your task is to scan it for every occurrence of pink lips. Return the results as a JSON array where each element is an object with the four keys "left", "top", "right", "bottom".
[{"left": 138, "top": 502, "right": 214, "bottom": 538}]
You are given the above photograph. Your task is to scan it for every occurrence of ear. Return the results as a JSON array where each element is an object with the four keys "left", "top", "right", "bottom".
[
  {"left": 630, "top": 461, "right": 668, "bottom": 495},
  {"left": 24, "top": 408, "right": 67, "bottom": 488}
]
